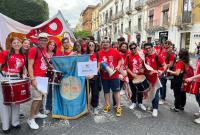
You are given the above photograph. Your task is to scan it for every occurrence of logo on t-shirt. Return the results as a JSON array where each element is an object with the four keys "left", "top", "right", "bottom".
[
  {"left": 40, "top": 57, "right": 48, "bottom": 70},
  {"left": 15, "top": 58, "right": 22, "bottom": 70}
]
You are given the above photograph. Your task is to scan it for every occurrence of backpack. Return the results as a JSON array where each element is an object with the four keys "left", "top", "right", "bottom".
[{"left": 183, "top": 64, "right": 194, "bottom": 80}]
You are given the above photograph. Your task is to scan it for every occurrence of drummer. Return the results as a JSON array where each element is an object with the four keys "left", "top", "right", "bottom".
[
  {"left": 126, "top": 42, "right": 147, "bottom": 111},
  {"left": 27, "top": 33, "right": 49, "bottom": 130},
  {"left": 144, "top": 43, "right": 167, "bottom": 117},
  {"left": 0, "top": 37, "right": 25, "bottom": 134}
]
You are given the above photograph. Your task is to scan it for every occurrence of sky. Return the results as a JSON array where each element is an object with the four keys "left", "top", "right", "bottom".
[{"left": 44, "top": 0, "right": 100, "bottom": 28}]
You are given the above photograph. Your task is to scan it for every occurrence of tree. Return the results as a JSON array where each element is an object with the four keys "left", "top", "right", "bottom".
[
  {"left": 74, "top": 31, "right": 92, "bottom": 39},
  {"left": 0, "top": 0, "right": 49, "bottom": 26}
]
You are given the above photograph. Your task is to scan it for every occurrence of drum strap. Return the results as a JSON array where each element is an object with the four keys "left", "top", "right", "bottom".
[{"left": 38, "top": 47, "right": 52, "bottom": 70}]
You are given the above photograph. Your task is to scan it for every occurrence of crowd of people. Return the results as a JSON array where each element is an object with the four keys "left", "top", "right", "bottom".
[{"left": 0, "top": 33, "right": 200, "bottom": 134}]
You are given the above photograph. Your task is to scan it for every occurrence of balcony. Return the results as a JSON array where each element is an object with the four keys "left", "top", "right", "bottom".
[
  {"left": 175, "top": 14, "right": 193, "bottom": 30},
  {"left": 145, "top": 19, "right": 168, "bottom": 33},
  {"left": 125, "top": 6, "right": 133, "bottom": 15},
  {"left": 146, "top": 0, "right": 170, "bottom": 7},
  {"left": 118, "top": 10, "right": 124, "bottom": 18},
  {"left": 135, "top": 0, "right": 143, "bottom": 11}
]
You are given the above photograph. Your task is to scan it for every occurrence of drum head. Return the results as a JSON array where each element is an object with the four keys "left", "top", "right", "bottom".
[{"left": 132, "top": 75, "right": 146, "bottom": 84}]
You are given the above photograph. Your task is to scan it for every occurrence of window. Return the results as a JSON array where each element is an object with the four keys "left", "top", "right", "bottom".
[
  {"left": 121, "top": 23, "right": 123, "bottom": 33},
  {"left": 149, "top": 15, "right": 154, "bottom": 27},
  {"left": 129, "top": 20, "right": 132, "bottom": 32},
  {"left": 138, "top": 18, "right": 142, "bottom": 31}
]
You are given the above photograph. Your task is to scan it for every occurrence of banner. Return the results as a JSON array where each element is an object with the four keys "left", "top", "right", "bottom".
[
  {"left": 0, "top": 11, "right": 75, "bottom": 53},
  {"left": 51, "top": 55, "right": 89, "bottom": 119}
]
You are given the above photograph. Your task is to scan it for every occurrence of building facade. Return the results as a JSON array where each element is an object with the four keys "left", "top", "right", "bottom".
[
  {"left": 82, "top": 5, "right": 96, "bottom": 32},
  {"left": 92, "top": 4, "right": 101, "bottom": 41},
  {"left": 89, "top": 0, "right": 200, "bottom": 52}
]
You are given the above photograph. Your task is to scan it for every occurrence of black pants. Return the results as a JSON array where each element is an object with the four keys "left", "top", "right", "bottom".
[
  {"left": 129, "top": 81, "right": 143, "bottom": 104},
  {"left": 89, "top": 77, "right": 101, "bottom": 108},
  {"left": 160, "top": 76, "right": 167, "bottom": 100},
  {"left": 173, "top": 86, "right": 186, "bottom": 109}
]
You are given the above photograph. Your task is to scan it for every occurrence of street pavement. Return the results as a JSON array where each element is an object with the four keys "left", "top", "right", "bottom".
[
  {"left": 1, "top": 80, "right": 200, "bottom": 135},
  {"left": 1, "top": 56, "right": 200, "bottom": 135}
]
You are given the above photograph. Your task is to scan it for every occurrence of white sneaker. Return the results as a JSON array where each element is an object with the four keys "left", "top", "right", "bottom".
[
  {"left": 34, "top": 113, "right": 47, "bottom": 119},
  {"left": 139, "top": 104, "right": 147, "bottom": 111},
  {"left": 120, "top": 90, "right": 125, "bottom": 95},
  {"left": 93, "top": 107, "right": 99, "bottom": 115},
  {"left": 152, "top": 109, "right": 158, "bottom": 117},
  {"left": 194, "top": 117, "right": 200, "bottom": 124},
  {"left": 27, "top": 119, "right": 39, "bottom": 129},
  {"left": 44, "top": 110, "right": 51, "bottom": 115},
  {"left": 159, "top": 100, "right": 164, "bottom": 105},
  {"left": 194, "top": 110, "right": 200, "bottom": 117},
  {"left": 129, "top": 103, "right": 136, "bottom": 110}
]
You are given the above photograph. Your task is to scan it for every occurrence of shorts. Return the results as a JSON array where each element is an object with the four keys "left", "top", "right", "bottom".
[
  {"left": 102, "top": 78, "right": 120, "bottom": 93},
  {"left": 32, "top": 88, "right": 43, "bottom": 101}
]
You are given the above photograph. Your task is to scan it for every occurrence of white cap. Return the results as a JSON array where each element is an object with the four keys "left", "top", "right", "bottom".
[{"left": 38, "top": 32, "right": 48, "bottom": 39}]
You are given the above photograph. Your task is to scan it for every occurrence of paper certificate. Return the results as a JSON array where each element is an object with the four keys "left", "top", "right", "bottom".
[
  {"left": 35, "top": 77, "right": 49, "bottom": 94},
  {"left": 77, "top": 61, "right": 97, "bottom": 76}
]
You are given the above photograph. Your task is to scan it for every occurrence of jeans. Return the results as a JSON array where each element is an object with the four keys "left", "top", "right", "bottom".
[
  {"left": 129, "top": 81, "right": 143, "bottom": 104},
  {"left": 152, "top": 89, "right": 160, "bottom": 109},
  {"left": 160, "top": 76, "right": 167, "bottom": 100},
  {"left": 46, "top": 84, "right": 53, "bottom": 111},
  {"left": 196, "top": 93, "right": 200, "bottom": 107}
]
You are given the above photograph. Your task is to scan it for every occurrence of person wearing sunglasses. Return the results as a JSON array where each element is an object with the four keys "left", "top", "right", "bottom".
[
  {"left": 98, "top": 38, "right": 123, "bottom": 117},
  {"left": 87, "top": 41, "right": 102, "bottom": 115},
  {"left": 144, "top": 43, "right": 167, "bottom": 117},
  {"left": 126, "top": 42, "right": 146, "bottom": 111}
]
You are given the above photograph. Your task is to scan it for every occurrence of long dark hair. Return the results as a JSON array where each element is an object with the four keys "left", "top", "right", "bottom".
[
  {"left": 178, "top": 48, "right": 189, "bottom": 64},
  {"left": 73, "top": 41, "right": 83, "bottom": 54},
  {"left": 87, "top": 41, "right": 97, "bottom": 54}
]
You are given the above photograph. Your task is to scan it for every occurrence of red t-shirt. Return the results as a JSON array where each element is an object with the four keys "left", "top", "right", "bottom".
[
  {"left": 90, "top": 52, "right": 97, "bottom": 61},
  {"left": 98, "top": 48, "right": 122, "bottom": 80},
  {"left": 0, "top": 50, "right": 25, "bottom": 73},
  {"left": 154, "top": 45, "right": 162, "bottom": 54},
  {"left": 28, "top": 47, "right": 49, "bottom": 76},
  {"left": 174, "top": 60, "right": 185, "bottom": 72},
  {"left": 145, "top": 52, "right": 165, "bottom": 71},
  {"left": 196, "top": 58, "right": 200, "bottom": 82},
  {"left": 127, "top": 53, "right": 145, "bottom": 80},
  {"left": 160, "top": 49, "right": 175, "bottom": 65}
]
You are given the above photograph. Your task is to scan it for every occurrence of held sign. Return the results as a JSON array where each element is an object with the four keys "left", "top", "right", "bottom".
[{"left": 77, "top": 61, "right": 97, "bottom": 76}]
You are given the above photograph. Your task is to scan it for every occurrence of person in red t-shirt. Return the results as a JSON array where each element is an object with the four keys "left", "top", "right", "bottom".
[
  {"left": 98, "top": 38, "right": 122, "bottom": 117},
  {"left": 86, "top": 41, "right": 101, "bottom": 114},
  {"left": 159, "top": 41, "right": 176, "bottom": 104},
  {"left": 126, "top": 42, "right": 147, "bottom": 111},
  {"left": 27, "top": 33, "right": 49, "bottom": 130},
  {"left": 185, "top": 45, "right": 200, "bottom": 124},
  {"left": 0, "top": 37, "right": 25, "bottom": 134},
  {"left": 167, "top": 49, "right": 189, "bottom": 112},
  {"left": 144, "top": 43, "right": 167, "bottom": 117},
  {"left": 61, "top": 37, "right": 74, "bottom": 56}
]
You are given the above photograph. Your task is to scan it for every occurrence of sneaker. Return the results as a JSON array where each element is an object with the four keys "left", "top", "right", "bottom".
[
  {"left": 138, "top": 104, "right": 146, "bottom": 111},
  {"left": 194, "top": 117, "right": 200, "bottom": 124},
  {"left": 116, "top": 107, "right": 122, "bottom": 117},
  {"left": 129, "top": 103, "right": 136, "bottom": 110},
  {"left": 152, "top": 109, "right": 158, "bottom": 117},
  {"left": 44, "top": 110, "right": 51, "bottom": 115},
  {"left": 27, "top": 119, "right": 39, "bottom": 129},
  {"left": 11, "top": 125, "right": 21, "bottom": 129},
  {"left": 159, "top": 100, "right": 165, "bottom": 105},
  {"left": 93, "top": 107, "right": 99, "bottom": 115},
  {"left": 103, "top": 105, "right": 110, "bottom": 113},
  {"left": 170, "top": 107, "right": 179, "bottom": 112},
  {"left": 19, "top": 114, "right": 25, "bottom": 119},
  {"left": 120, "top": 90, "right": 125, "bottom": 95},
  {"left": 34, "top": 113, "right": 47, "bottom": 119},
  {"left": 194, "top": 111, "right": 200, "bottom": 117},
  {"left": 2, "top": 128, "right": 10, "bottom": 134}
]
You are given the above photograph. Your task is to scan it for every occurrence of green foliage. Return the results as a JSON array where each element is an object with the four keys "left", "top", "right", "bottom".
[
  {"left": 74, "top": 31, "right": 92, "bottom": 38},
  {"left": 0, "top": 0, "right": 49, "bottom": 26}
]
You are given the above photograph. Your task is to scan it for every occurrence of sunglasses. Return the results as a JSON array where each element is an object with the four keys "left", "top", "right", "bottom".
[
  {"left": 89, "top": 44, "right": 94, "bottom": 47},
  {"left": 130, "top": 47, "right": 137, "bottom": 50}
]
